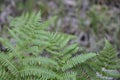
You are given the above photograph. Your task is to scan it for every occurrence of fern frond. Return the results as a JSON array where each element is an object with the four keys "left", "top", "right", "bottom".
[
  {"left": 62, "top": 53, "right": 96, "bottom": 71},
  {"left": 19, "top": 67, "right": 59, "bottom": 79},
  {"left": 61, "top": 71, "right": 77, "bottom": 80},
  {"left": 0, "top": 53, "right": 18, "bottom": 76},
  {"left": 61, "top": 43, "right": 79, "bottom": 56},
  {"left": 22, "top": 56, "right": 59, "bottom": 67},
  {"left": 88, "top": 40, "right": 120, "bottom": 79}
]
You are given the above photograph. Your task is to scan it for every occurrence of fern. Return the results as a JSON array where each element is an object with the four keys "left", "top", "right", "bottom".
[
  {"left": 82, "top": 40, "right": 120, "bottom": 80},
  {"left": 0, "top": 11, "right": 119, "bottom": 80},
  {"left": 62, "top": 53, "right": 96, "bottom": 71},
  {"left": 96, "top": 40, "right": 120, "bottom": 79}
]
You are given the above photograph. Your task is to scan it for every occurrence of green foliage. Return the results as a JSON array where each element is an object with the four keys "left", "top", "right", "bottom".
[
  {"left": 0, "top": 12, "right": 120, "bottom": 80},
  {"left": 83, "top": 40, "right": 120, "bottom": 80},
  {"left": 95, "top": 40, "right": 120, "bottom": 78}
]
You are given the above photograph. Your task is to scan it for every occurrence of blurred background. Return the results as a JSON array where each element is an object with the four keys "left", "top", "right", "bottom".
[{"left": 0, "top": 0, "right": 120, "bottom": 55}]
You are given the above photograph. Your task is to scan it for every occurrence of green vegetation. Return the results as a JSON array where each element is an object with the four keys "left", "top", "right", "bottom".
[{"left": 0, "top": 12, "right": 120, "bottom": 80}]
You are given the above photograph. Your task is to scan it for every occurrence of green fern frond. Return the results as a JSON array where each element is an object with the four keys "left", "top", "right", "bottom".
[
  {"left": 61, "top": 71, "right": 77, "bottom": 80},
  {"left": 61, "top": 43, "right": 79, "bottom": 56},
  {"left": 88, "top": 40, "right": 120, "bottom": 79},
  {"left": 19, "top": 67, "right": 58, "bottom": 79},
  {"left": 62, "top": 53, "right": 96, "bottom": 71},
  {"left": 22, "top": 56, "right": 59, "bottom": 67},
  {"left": 0, "top": 53, "right": 18, "bottom": 76}
]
